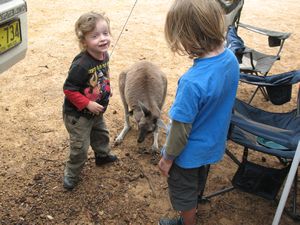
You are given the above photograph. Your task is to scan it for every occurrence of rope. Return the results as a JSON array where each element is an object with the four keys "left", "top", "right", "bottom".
[{"left": 110, "top": 0, "right": 138, "bottom": 58}]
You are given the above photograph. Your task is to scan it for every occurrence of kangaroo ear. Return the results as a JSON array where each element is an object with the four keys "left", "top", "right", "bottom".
[{"left": 138, "top": 101, "right": 151, "bottom": 117}]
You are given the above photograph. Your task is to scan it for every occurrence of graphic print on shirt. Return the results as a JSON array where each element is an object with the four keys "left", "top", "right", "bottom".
[{"left": 84, "top": 64, "right": 111, "bottom": 111}]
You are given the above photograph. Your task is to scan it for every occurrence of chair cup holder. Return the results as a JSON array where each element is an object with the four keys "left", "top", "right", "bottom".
[
  {"left": 266, "top": 85, "right": 292, "bottom": 105},
  {"left": 232, "top": 160, "right": 290, "bottom": 200},
  {"left": 268, "top": 36, "right": 281, "bottom": 47}
]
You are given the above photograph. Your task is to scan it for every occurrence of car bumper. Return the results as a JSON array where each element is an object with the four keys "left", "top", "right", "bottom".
[{"left": 0, "top": 0, "right": 27, "bottom": 74}]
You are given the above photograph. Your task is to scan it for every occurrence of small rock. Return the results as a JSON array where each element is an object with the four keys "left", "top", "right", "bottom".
[
  {"left": 33, "top": 173, "right": 42, "bottom": 181},
  {"left": 47, "top": 215, "right": 54, "bottom": 220}
]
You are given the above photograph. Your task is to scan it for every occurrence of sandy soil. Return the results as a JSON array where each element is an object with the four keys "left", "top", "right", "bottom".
[{"left": 0, "top": 0, "right": 300, "bottom": 224}]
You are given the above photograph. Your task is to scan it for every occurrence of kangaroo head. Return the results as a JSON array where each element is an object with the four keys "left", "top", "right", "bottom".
[{"left": 136, "top": 101, "right": 158, "bottom": 143}]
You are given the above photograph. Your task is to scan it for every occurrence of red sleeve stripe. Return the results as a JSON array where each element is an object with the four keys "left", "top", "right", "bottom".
[{"left": 64, "top": 90, "right": 90, "bottom": 111}]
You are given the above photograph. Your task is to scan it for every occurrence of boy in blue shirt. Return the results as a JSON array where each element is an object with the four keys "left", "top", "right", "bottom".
[{"left": 158, "top": 0, "right": 239, "bottom": 224}]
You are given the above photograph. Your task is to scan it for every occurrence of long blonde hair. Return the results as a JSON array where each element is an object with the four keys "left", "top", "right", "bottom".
[
  {"left": 75, "top": 11, "right": 111, "bottom": 50},
  {"left": 164, "top": 0, "right": 225, "bottom": 58}
]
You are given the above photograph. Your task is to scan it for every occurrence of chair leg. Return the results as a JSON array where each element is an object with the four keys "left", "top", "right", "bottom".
[
  {"left": 272, "top": 141, "right": 300, "bottom": 224},
  {"left": 259, "top": 86, "right": 269, "bottom": 101},
  {"left": 292, "top": 170, "right": 298, "bottom": 215},
  {"left": 226, "top": 148, "right": 242, "bottom": 166},
  {"left": 248, "top": 86, "right": 269, "bottom": 104},
  {"left": 282, "top": 169, "right": 300, "bottom": 221},
  {"left": 198, "top": 149, "right": 239, "bottom": 203},
  {"left": 198, "top": 165, "right": 211, "bottom": 203},
  {"left": 248, "top": 86, "right": 259, "bottom": 104},
  {"left": 197, "top": 164, "right": 235, "bottom": 203},
  {"left": 200, "top": 186, "right": 235, "bottom": 201}
]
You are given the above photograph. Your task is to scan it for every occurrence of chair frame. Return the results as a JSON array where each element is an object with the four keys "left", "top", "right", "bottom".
[{"left": 199, "top": 72, "right": 300, "bottom": 222}]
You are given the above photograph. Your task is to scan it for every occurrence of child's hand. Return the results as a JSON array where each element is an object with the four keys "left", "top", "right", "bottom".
[
  {"left": 86, "top": 101, "right": 104, "bottom": 115},
  {"left": 158, "top": 157, "right": 173, "bottom": 177}
]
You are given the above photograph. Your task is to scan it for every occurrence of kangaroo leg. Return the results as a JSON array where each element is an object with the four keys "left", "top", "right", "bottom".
[
  {"left": 115, "top": 71, "right": 132, "bottom": 146},
  {"left": 115, "top": 106, "right": 131, "bottom": 145},
  {"left": 151, "top": 128, "right": 159, "bottom": 152},
  {"left": 151, "top": 118, "right": 167, "bottom": 152}
]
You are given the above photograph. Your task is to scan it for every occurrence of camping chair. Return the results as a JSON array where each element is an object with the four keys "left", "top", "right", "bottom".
[
  {"left": 199, "top": 70, "right": 300, "bottom": 222},
  {"left": 218, "top": 0, "right": 292, "bottom": 103}
]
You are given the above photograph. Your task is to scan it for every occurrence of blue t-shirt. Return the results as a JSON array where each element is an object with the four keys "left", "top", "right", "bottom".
[{"left": 169, "top": 48, "right": 239, "bottom": 168}]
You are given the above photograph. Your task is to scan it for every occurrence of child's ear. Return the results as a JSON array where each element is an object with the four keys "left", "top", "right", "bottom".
[{"left": 81, "top": 40, "right": 87, "bottom": 48}]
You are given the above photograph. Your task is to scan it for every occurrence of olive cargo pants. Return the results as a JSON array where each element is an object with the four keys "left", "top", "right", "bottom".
[{"left": 63, "top": 113, "right": 110, "bottom": 180}]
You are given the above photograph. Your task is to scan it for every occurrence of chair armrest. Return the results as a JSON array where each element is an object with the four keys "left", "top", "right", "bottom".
[
  {"left": 230, "top": 112, "right": 297, "bottom": 150},
  {"left": 239, "top": 48, "right": 255, "bottom": 69},
  {"left": 242, "top": 48, "right": 252, "bottom": 54},
  {"left": 239, "top": 70, "right": 300, "bottom": 86},
  {"left": 239, "top": 73, "right": 266, "bottom": 85},
  {"left": 239, "top": 23, "right": 291, "bottom": 40}
]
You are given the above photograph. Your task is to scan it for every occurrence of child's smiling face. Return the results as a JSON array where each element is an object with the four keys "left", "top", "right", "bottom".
[{"left": 83, "top": 19, "right": 111, "bottom": 60}]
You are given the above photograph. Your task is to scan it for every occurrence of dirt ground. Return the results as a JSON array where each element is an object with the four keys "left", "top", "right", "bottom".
[{"left": 1, "top": 0, "right": 300, "bottom": 224}]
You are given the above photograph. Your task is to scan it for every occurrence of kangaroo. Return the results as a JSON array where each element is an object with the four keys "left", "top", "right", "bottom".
[{"left": 115, "top": 61, "right": 167, "bottom": 152}]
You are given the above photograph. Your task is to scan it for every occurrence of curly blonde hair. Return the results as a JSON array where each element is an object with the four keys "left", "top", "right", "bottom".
[
  {"left": 75, "top": 11, "right": 111, "bottom": 50},
  {"left": 164, "top": 0, "right": 225, "bottom": 58}
]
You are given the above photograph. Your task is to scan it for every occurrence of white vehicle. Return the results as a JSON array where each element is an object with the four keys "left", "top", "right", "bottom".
[{"left": 0, "top": 0, "right": 27, "bottom": 74}]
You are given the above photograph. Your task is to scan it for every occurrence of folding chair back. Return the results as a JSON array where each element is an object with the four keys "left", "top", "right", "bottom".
[
  {"left": 219, "top": 0, "right": 292, "bottom": 76},
  {"left": 218, "top": 0, "right": 244, "bottom": 28},
  {"left": 218, "top": 0, "right": 292, "bottom": 103}
]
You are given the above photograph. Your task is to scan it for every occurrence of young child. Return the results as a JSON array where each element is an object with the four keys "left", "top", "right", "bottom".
[
  {"left": 158, "top": 0, "right": 239, "bottom": 224},
  {"left": 62, "top": 11, "right": 117, "bottom": 190}
]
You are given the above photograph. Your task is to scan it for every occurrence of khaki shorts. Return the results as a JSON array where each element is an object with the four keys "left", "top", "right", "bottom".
[{"left": 167, "top": 163, "right": 207, "bottom": 211}]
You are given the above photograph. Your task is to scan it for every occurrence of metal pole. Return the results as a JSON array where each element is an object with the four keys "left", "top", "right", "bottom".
[{"left": 272, "top": 141, "right": 300, "bottom": 225}]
